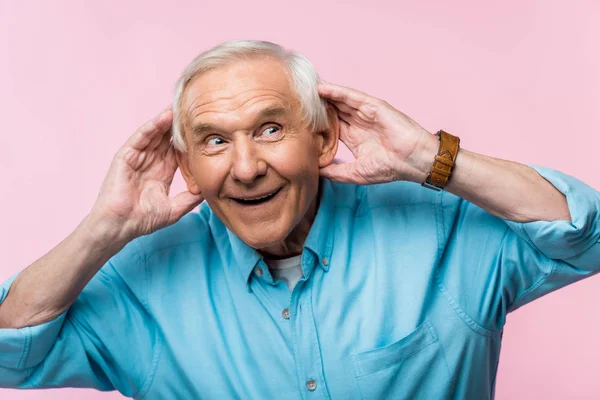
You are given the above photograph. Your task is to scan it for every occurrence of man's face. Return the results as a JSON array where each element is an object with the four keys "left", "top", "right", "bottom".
[{"left": 177, "top": 57, "right": 336, "bottom": 249}]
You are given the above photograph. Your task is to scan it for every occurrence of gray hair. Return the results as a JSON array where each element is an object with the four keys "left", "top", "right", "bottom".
[{"left": 171, "top": 40, "right": 329, "bottom": 152}]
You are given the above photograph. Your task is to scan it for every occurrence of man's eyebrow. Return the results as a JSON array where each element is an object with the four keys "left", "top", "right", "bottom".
[
  {"left": 258, "top": 105, "right": 288, "bottom": 119},
  {"left": 190, "top": 122, "right": 216, "bottom": 136},
  {"left": 190, "top": 105, "right": 289, "bottom": 136}
]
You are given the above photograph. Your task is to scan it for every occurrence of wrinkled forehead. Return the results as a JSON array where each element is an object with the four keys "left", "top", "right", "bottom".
[{"left": 182, "top": 57, "right": 300, "bottom": 126}]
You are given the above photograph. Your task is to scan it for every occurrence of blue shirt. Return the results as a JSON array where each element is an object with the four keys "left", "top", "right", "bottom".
[{"left": 1, "top": 165, "right": 599, "bottom": 399}]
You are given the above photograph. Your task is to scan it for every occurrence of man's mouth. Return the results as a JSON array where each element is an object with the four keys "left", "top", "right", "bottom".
[{"left": 231, "top": 187, "right": 283, "bottom": 206}]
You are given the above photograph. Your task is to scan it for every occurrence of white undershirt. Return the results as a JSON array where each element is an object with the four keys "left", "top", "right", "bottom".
[{"left": 264, "top": 255, "right": 303, "bottom": 292}]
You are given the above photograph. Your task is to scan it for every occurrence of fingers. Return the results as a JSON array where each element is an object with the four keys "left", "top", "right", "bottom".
[
  {"left": 337, "top": 110, "right": 353, "bottom": 125},
  {"left": 161, "top": 146, "right": 179, "bottom": 180},
  {"left": 336, "top": 118, "right": 351, "bottom": 144},
  {"left": 318, "top": 81, "right": 371, "bottom": 109},
  {"left": 336, "top": 118, "right": 358, "bottom": 157},
  {"left": 169, "top": 191, "right": 205, "bottom": 224},
  {"left": 155, "top": 129, "right": 174, "bottom": 157},
  {"left": 328, "top": 99, "right": 355, "bottom": 115},
  {"left": 125, "top": 108, "right": 173, "bottom": 151},
  {"left": 319, "top": 162, "right": 365, "bottom": 185}
]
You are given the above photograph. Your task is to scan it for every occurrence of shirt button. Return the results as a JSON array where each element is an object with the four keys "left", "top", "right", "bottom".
[
  {"left": 322, "top": 257, "right": 329, "bottom": 266},
  {"left": 306, "top": 379, "right": 317, "bottom": 391},
  {"left": 254, "top": 267, "right": 264, "bottom": 277},
  {"left": 282, "top": 308, "right": 290, "bottom": 319}
]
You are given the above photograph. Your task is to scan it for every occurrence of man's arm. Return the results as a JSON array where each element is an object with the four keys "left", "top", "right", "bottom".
[
  {"left": 0, "top": 109, "right": 203, "bottom": 393},
  {"left": 317, "top": 80, "right": 600, "bottom": 327},
  {"left": 0, "top": 216, "right": 126, "bottom": 329},
  {"left": 0, "top": 108, "right": 202, "bottom": 330},
  {"left": 317, "top": 81, "right": 574, "bottom": 224},
  {"left": 409, "top": 138, "right": 572, "bottom": 223}
]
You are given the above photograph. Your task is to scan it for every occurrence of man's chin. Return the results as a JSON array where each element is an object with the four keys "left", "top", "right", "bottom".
[
  {"left": 232, "top": 224, "right": 287, "bottom": 249},
  {"left": 243, "top": 234, "right": 285, "bottom": 251}
]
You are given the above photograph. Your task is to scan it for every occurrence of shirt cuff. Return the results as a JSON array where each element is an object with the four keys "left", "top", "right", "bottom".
[
  {"left": 0, "top": 272, "right": 67, "bottom": 370},
  {"left": 503, "top": 165, "right": 600, "bottom": 261}
]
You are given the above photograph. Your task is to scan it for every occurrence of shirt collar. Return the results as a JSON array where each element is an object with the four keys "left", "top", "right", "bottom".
[
  {"left": 214, "top": 177, "right": 336, "bottom": 286},
  {"left": 302, "top": 177, "right": 335, "bottom": 273}
]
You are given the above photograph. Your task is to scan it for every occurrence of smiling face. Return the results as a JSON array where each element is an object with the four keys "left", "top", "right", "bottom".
[{"left": 176, "top": 56, "right": 338, "bottom": 252}]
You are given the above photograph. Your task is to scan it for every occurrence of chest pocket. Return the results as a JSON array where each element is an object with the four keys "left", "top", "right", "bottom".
[{"left": 351, "top": 319, "right": 450, "bottom": 400}]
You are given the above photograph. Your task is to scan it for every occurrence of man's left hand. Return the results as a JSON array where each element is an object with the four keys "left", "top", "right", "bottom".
[{"left": 318, "top": 81, "right": 437, "bottom": 185}]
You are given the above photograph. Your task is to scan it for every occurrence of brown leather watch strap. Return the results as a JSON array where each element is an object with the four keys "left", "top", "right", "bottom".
[{"left": 422, "top": 130, "right": 460, "bottom": 191}]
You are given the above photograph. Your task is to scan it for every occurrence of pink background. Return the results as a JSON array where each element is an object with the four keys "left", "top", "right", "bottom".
[{"left": 1, "top": 0, "right": 598, "bottom": 398}]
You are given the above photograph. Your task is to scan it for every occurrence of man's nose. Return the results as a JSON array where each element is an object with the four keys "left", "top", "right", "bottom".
[{"left": 230, "top": 138, "right": 267, "bottom": 184}]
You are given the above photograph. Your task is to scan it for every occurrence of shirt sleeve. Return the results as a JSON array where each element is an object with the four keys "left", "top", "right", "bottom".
[
  {"left": 0, "top": 240, "right": 160, "bottom": 397},
  {"left": 502, "top": 165, "right": 600, "bottom": 312},
  {"left": 437, "top": 165, "right": 600, "bottom": 331}
]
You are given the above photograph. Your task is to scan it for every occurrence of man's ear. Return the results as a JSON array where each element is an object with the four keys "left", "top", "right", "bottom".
[
  {"left": 175, "top": 149, "right": 202, "bottom": 195},
  {"left": 317, "top": 102, "right": 340, "bottom": 168}
]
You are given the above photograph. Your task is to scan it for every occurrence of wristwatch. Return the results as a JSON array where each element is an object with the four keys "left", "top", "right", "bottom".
[{"left": 421, "top": 130, "right": 460, "bottom": 191}]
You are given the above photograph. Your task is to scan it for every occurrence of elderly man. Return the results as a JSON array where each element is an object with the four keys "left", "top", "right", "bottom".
[{"left": 0, "top": 40, "right": 598, "bottom": 399}]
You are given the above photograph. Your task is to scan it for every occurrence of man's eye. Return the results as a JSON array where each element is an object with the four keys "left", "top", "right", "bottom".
[
  {"left": 262, "top": 126, "right": 281, "bottom": 136},
  {"left": 207, "top": 137, "right": 225, "bottom": 146}
]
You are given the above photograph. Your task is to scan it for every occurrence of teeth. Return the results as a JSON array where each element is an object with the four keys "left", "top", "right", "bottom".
[{"left": 240, "top": 190, "right": 277, "bottom": 201}]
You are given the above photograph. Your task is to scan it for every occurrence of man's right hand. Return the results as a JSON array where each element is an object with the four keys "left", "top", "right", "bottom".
[
  {"left": 85, "top": 108, "right": 204, "bottom": 249},
  {"left": 0, "top": 108, "right": 204, "bottom": 329}
]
